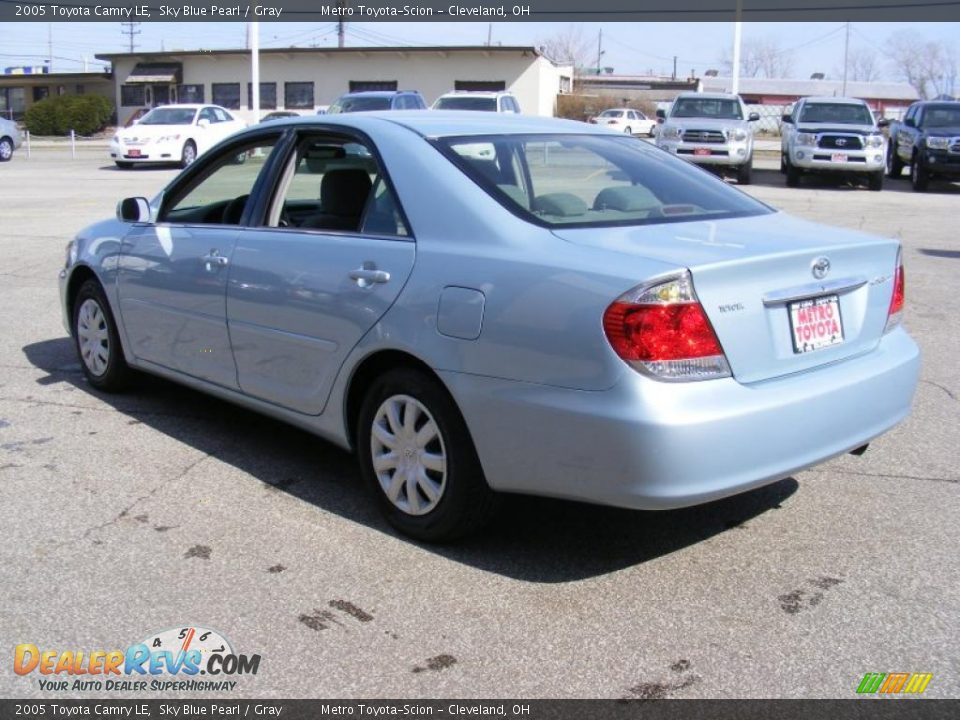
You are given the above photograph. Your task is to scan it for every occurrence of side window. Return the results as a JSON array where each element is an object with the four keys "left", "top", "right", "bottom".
[
  {"left": 160, "top": 137, "right": 279, "bottom": 225},
  {"left": 198, "top": 107, "right": 217, "bottom": 124},
  {"left": 213, "top": 108, "right": 230, "bottom": 123},
  {"left": 267, "top": 137, "right": 409, "bottom": 236}
]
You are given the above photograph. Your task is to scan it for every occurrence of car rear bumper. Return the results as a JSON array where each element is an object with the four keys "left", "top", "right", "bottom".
[{"left": 441, "top": 327, "right": 919, "bottom": 510}]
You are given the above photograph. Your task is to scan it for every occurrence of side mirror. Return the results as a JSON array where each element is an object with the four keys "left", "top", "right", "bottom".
[
  {"left": 904, "top": 117, "right": 916, "bottom": 128},
  {"left": 748, "top": 112, "right": 760, "bottom": 122},
  {"left": 781, "top": 114, "right": 793, "bottom": 124},
  {"left": 117, "top": 197, "right": 151, "bottom": 223},
  {"left": 655, "top": 108, "right": 666, "bottom": 120},
  {"left": 877, "top": 118, "right": 890, "bottom": 128},
  {"left": 197, "top": 118, "right": 210, "bottom": 128}
]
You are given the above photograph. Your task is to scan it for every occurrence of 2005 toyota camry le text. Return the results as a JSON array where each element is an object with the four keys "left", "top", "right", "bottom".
[{"left": 58, "top": 112, "right": 920, "bottom": 541}]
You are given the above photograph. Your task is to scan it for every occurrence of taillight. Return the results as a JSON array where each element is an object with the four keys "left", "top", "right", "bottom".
[
  {"left": 884, "top": 246, "right": 905, "bottom": 333},
  {"left": 603, "top": 273, "right": 731, "bottom": 381}
]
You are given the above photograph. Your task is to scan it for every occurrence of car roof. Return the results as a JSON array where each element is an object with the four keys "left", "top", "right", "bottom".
[
  {"left": 339, "top": 91, "right": 420, "bottom": 98},
  {"left": 800, "top": 96, "right": 869, "bottom": 105},
  {"left": 243, "top": 110, "right": 605, "bottom": 138},
  {"left": 150, "top": 104, "right": 207, "bottom": 110},
  {"left": 675, "top": 92, "right": 741, "bottom": 101},
  {"left": 438, "top": 91, "right": 513, "bottom": 98}
]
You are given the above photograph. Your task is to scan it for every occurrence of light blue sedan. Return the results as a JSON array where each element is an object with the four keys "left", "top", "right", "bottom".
[{"left": 59, "top": 112, "right": 919, "bottom": 541}]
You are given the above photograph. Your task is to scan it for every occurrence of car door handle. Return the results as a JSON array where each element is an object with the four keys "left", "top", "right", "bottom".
[
  {"left": 349, "top": 267, "right": 390, "bottom": 286},
  {"left": 201, "top": 250, "right": 229, "bottom": 271}
]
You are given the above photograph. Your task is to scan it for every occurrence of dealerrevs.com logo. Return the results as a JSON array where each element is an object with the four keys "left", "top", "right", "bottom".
[{"left": 14, "top": 626, "right": 261, "bottom": 693}]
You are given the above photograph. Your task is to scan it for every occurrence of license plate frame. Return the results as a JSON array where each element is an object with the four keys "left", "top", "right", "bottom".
[
  {"left": 789, "top": 294, "right": 845, "bottom": 354},
  {"left": 693, "top": 147, "right": 712, "bottom": 157},
  {"left": 127, "top": 149, "right": 142, "bottom": 157},
  {"left": 830, "top": 152, "right": 848, "bottom": 163}
]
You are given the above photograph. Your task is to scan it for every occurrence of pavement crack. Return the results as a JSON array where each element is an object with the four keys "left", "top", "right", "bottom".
[
  {"left": 921, "top": 379, "right": 957, "bottom": 403},
  {"left": 806, "top": 468, "right": 958, "bottom": 485}
]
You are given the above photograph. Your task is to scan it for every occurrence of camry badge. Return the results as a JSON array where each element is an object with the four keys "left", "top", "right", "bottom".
[{"left": 812, "top": 256, "right": 831, "bottom": 280}]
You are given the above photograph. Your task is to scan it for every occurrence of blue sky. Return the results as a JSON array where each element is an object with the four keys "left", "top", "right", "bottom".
[{"left": 0, "top": 21, "right": 956, "bottom": 81}]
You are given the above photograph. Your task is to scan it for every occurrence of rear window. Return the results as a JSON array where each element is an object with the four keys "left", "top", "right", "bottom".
[
  {"left": 436, "top": 134, "right": 771, "bottom": 228},
  {"left": 435, "top": 96, "right": 498, "bottom": 111},
  {"left": 329, "top": 96, "right": 391, "bottom": 113},
  {"left": 799, "top": 103, "right": 873, "bottom": 125}
]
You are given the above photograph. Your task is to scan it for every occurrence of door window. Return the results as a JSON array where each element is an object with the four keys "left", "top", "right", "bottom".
[{"left": 160, "top": 137, "right": 279, "bottom": 225}]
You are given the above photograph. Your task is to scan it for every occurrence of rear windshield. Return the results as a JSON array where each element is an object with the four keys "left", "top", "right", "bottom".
[
  {"left": 672, "top": 98, "right": 743, "bottom": 120},
  {"left": 329, "top": 96, "right": 391, "bottom": 113},
  {"left": 922, "top": 105, "right": 960, "bottom": 127},
  {"left": 139, "top": 108, "right": 197, "bottom": 125},
  {"left": 436, "top": 134, "right": 771, "bottom": 228},
  {"left": 435, "top": 96, "right": 498, "bottom": 111},
  {"left": 799, "top": 103, "right": 873, "bottom": 125}
]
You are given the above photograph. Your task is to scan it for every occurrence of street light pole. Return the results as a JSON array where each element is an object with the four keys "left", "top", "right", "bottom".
[
  {"left": 250, "top": 21, "right": 260, "bottom": 121},
  {"left": 731, "top": 0, "right": 743, "bottom": 94},
  {"left": 842, "top": 22, "right": 850, "bottom": 96}
]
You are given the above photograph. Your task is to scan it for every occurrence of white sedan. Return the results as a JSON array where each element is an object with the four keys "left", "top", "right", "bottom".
[
  {"left": 110, "top": 104, "right": 246, "bottom": 169},
  {"left": 588, "top": 108, "right": 657, "bottom": 137}
]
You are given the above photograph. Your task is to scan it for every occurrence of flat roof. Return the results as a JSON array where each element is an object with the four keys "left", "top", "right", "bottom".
[{"left": 96, "top": 46, "right": 544, "bottom": 62}]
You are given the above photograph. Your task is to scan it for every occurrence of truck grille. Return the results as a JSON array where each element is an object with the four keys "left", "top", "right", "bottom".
[
  {"left": 682, "top": 129, "right": 726, "bottom": 144},
  {"left": 818, "top": 134, "right": 863, "bottom": 150}
]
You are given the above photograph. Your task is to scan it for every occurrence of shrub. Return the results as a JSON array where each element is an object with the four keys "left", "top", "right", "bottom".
[{"left": 24, "top": 94, "right": 114, "bottom": 136}]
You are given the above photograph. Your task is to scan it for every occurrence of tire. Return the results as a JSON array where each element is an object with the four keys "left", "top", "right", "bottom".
[
  {"left": 780, "top": 153, "right": 787, "bottom": 174},
  {"left": 647, "top": 126, "right": 656, "bottom": 138},
  {"left": 357, "top": 368, "right": 497, "bottom": 542},
  {"left": 0, "top": 137, "right": 12, "bottom": 162},
  {"left": 867, "top": 170, "right": 884, "bottom": 192},
  {"left": 785, "top": 157, "right": 802, "bottom": 187},
  {"left": 180, "top": 140, "right": 197, "bottom": 169},
  {"left": 911, "top": 154, "right": 929, "bottom": 192},
  {"left": 72, "top": 279, "right": 132, "bottom": 392},
  {"left": 623, "top": 126, "right": 632, "bottom": 135},
  {"left": 115, "top": 161, "right": 133, "bottom": 169},
  {"left": 736, "top": 160, "right": 753, "bottom": 185},
  {"left": 886, "top": 144, "right": 904, "bottom": 178}
]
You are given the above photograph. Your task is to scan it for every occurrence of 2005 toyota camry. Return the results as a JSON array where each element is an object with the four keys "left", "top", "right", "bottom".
[{"left": 59, "top": 112, "right": 919, "bottom": 541}]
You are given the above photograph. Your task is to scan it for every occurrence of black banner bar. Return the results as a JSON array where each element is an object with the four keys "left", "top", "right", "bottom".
[
  {"left": 3, "top": 700, "right": 960, "bottom": 720},
  {"left": 0, "top": 0, "right": 959, "bottom": 22}
]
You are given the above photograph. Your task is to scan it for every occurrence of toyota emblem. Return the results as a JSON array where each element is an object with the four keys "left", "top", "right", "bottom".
[
  {"left": 836, "top": 138, "right": 847, "bottom": 147},
  {"left": 812, "top": 256, "right": 831, "bottom": 280}
]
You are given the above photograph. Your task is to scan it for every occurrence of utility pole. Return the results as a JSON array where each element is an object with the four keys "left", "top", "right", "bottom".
[
  {"left": 337, "top": 1, "right": 348, "bottom": 48},
  {"left": 672, "top": 56, "right": 677, "bottom": 80},
  {"left": 121, "top": 22, "right": 141, "bottom": 54},
  {"left": 47, "top": 23, "right": 53, "bottom": 72},
  {"left": 731, "top": 0, "right": 743, "bottom": 94},
  {"left": 250, "top": 21, "right": 260, "bottom": 120},
  {"left": 842, "top": 22, "right": 850, "bottom": 95},
  {"left": 596, "top": 28, "right": 603, "bottom": 75},
  {"left": 487, "top": 23, "right": 492, "bottom": 47}
]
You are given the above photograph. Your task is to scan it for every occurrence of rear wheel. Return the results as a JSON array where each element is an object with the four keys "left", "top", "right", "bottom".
[
  {"left": 357, "top": 368, "right": 497, "bottom": 542},
  {"left": 785, "top": 157, "right": 802, "bottom": 187},
  {"left": 867, "top": 170, "right": 884, "bottom": 192},
  {"left": 0, "top": 137, "right": 13, "bottom": 162},
  {"left": 910, "top": 154, "right": 929, "bottom": 191},
  {"left": 886, "top": 144, "right": 904, "bottom": 178},
  {"left": 736, "top": 160, "right": 753, "bottom": 185},
  {"left": 72, "top": 279, "right": 132, "bottom": 392},
  {"left": 180, "top": 140, "right": 197, "bottom": 169}
]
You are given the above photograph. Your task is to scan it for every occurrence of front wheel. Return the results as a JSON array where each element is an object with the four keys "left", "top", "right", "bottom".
[
  {"left": 911, "top": 156, "right": 929, "bottom": 191},
  {"left": 72, "top": 279, "right": 132, "bottom": 392},
  {"left": 736, "top": 160, "right": 753, "bottom": 185},
  {"left": 180, "top": 140, "right": 197, "bottom": 169},
  {"left": 887, "top": 144, "right": 904, "bottom": 178},
  {"left": 867, "top": 170, "right": 884, "bottom": 191},
  {"left": 357, "top": 368, "right": 497, "bottom": 542},
  {"left": 785, "top": 157, "right": 802, "bottom": 187},
  {"left": 0, "top": 137, "right": 13, "bottom": 162}
]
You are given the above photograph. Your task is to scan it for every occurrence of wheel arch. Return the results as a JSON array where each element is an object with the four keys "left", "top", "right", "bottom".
[{"left": 65, "top": 265, "right": 100, "bottom": 335}]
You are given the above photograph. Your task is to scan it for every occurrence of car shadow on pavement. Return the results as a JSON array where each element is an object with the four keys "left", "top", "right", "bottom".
[
  {"left": 750, "top": 167, "right": 960, "bottom": 194},
  {"left": 23, "top": 336, "right": 797, "bottom": 583}
]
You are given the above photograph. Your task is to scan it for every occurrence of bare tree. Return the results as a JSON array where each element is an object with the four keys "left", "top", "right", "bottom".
[
  {"left": 720, "top": 37, "right": 794, "bottom": 78},
  {"left": 539, "top": 25, "right": 593, "bottom": 72},
  {"left": 835, "top": 46, "right": 881, "bottom": 82},
  {"left": 887, "top": 31, "right": 957, "bottom": 98}
]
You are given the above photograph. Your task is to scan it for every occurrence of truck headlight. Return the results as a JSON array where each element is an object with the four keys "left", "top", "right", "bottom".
[
  {"left": 927, "top": 137, "right": 949, "bottom": 150},
  {"left": 729, "top": 128, "right": 748, "bottom": 142},
  {"left": 661, "top": 126, "right": 681, "bottom": 140},
  {"left": 864, "top": 134, "right": 885, "bottom": 149},
  {"left": 796, "top": 133, "right": 817, "bottom": 147}
]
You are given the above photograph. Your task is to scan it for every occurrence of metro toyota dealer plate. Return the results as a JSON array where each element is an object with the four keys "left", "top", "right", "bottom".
[
  {"left": 789, "top": 295, "right": 844, "bottom": 354},
  {"left": 693, "top": 147, "right": 712, "bottom": 156}
]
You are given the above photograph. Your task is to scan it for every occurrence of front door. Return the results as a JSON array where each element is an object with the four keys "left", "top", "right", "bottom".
[
  {"left": 152, "top": 84, "right": 170, "bottom": 106},
  {"left": 116, "top": 134, "right": 281, "bottom": 388}
]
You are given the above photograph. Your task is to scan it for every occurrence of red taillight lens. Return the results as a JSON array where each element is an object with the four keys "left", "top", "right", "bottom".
[
  {"left": 884, "top": 248, "right": 905, "bottom": 333},
  {"left": 603, "top": 273, "right": 731, "bottom": 381}
]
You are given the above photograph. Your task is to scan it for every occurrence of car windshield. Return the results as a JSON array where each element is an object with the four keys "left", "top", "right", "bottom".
[
  {"left": 329, "top": 96, "right": 391, "bottom": 113},
  {"left": 923, "top": 105, "right": 960, "bottom": 127},
  {"left": 599, "top": 110, "right": 624, "bottom": 118},
  {"left": 799, "top": 103, "right": 873, "bottom": 125},
  {"left": 435, "top": 96, "right": 498, "bottom": 111},
  {"left": 437, "top": 133, "right": 771, "bottom": 228},
  {"left": 138, "top": 108, "right": 197, "bottom": 125},
  {"left": 672, "top": 98, "right": 743, "bottom": 119}
]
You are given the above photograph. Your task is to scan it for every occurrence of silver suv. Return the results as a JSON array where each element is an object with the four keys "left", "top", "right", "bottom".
[
  {"left": 655, "top": 93, "right": 759, "bottom": 184},
  {"left": 781, "top": 96, "right": 887, "bottom": 191},
  {"left": 0, "top": 116, "right": 23, "bottom": 162}
]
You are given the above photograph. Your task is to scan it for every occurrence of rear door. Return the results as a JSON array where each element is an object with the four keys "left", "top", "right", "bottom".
[{"left": 225, "top": 132, "right": 416, "bottom": 415}]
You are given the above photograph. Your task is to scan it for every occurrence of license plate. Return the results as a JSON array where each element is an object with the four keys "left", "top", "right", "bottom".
[
  {"left": 127, "top": 149, "right": 141, "bottom": 157},
  {"left": 789, "top": 295, "right": 844, "bottom": 354},
  {"left": 831, "top": 153, "right": 848, "bottom": 163},
  {"left": 693, "top": 147, "right": 712, "bottom": 156}
]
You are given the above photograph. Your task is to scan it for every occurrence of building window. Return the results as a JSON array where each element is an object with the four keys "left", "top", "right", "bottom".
[
  {"left": 0, "top": 87, "right": 27, "bottom": 119},
  {"left": 178, "top": 84, "right": 205, "bottom": 104},
  {"left": 349, "top": 80, "right": 397, "bottom": 92},
  {"left": 248, "top": 82, "right": 277, "bottom": 110},
  {"left": 120, "top": 84, "right": 146, "bottom": 106},
  {"left": 212, "top": 83, "right": 241, "bottom": 109},
  {"left": 454, "top": 80, "right": 506, "bottom": 92},
  {"left": 284, "top": 82, "right": 314, "bottom": 109},
  {"left": 33, "top": 86, "right": 50, "bottom": 102}
]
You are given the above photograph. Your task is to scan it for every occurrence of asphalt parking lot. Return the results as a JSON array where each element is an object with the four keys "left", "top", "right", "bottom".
[{"left": 1, "top": 145, "right": 958, "bottom": 700}]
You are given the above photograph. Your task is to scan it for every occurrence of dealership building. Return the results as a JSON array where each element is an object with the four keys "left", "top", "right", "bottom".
[{"left": 94, "top": 46, "right": 573, "bottom": 124}]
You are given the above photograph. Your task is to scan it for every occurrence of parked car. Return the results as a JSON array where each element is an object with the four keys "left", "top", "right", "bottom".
[
  {"left": 61, "top": 112, "right": 919, "bottom": 541},
  {"left": 0, "top": 116, "right": 23, "bottom": 162},
  {"left": 432, "top": 91, "right": 521, "bottom": 113},
  {"left": 886, "top": 100, "right": 960, "bottom": 191},
  {"left": 327, "top": 91, "right": 427, "bottom": 113},
  {"left": 260, "top": 111, "right": 300, "bottom": 122},
  {"left": 781, "top": 97, "right": 888, "bottom": 191},
  {"left": 109, "top": 104, "right": 246, "bottom": 169},
  {"left": 655, "top": 92, "right": 759, "bottom": 184},
  {"left": 589, "top": 108, "right": 656, "bottom": 136}
]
